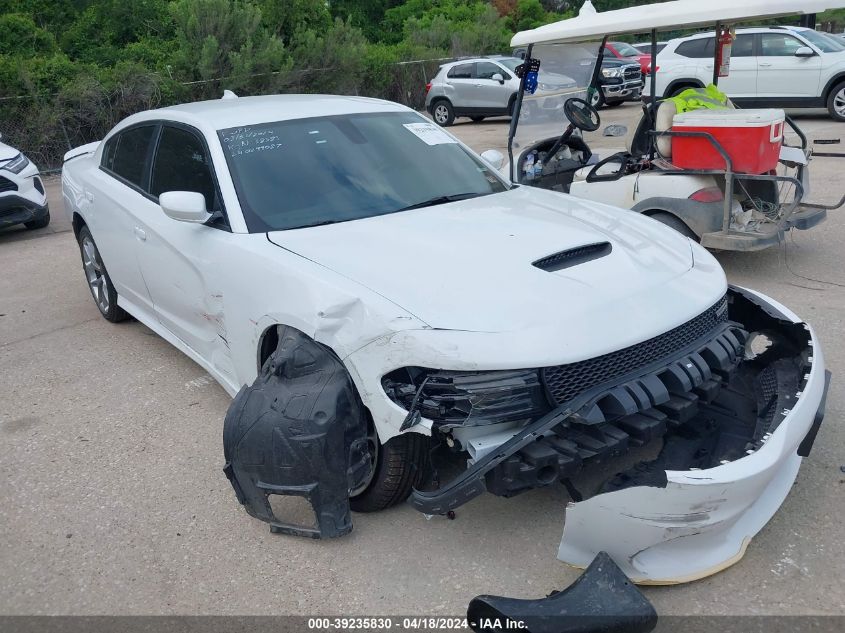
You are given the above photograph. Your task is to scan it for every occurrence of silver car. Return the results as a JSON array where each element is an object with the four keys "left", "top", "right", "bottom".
[{"left": 425, "top": 56, "right": 575, "bottom": 126}]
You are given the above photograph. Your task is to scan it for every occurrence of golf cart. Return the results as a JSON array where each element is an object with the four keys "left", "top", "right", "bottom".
[{"left": 500, "top": 0, "right": 845, "bottom": 251}]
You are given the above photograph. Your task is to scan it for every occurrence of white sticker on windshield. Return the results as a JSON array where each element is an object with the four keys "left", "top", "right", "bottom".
[{"left": 403, "top": 122, "right": 457, "bottom": 146}]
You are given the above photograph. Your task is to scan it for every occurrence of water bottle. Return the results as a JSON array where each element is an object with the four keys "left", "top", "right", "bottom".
[{"left": 523, "top": 153, "right": 535, "bottom": 180}]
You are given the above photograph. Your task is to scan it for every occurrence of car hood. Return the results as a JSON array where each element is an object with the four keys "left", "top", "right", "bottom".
[
  {"left": 267, "top": 187, "right": 700, "bottom": 333},
  {"left": 0, "top": 141, "right": 20, "bottom": 162}
]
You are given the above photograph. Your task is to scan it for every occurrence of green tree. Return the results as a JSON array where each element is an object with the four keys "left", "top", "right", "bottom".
[
  {"left": 258, "top": 0, "right": 331, "bottom": 45},
  {"left": 0, "top": 13, "right": 58, "bottom": 56},
  {"left": 169, "top": 0, "right": 291, "bottom": 95},
  {"left": 289, "top": 17, "right": 368, "bottom": 94}
]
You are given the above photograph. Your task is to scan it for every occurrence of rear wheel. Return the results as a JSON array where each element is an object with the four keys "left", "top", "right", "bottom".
[
  {"left": 827, "top": 81, "right": 845, "bottom": 122},
  {"left": 432, "top": 100, "right": 455, "bottom": 127},
  {"left": 350, "top": 430, "right": 428, "bottom": 513},
  {"left": 77, "top": 225, "right": 129, "bottom": 322},
  {"left": 647, "top": 211, "right": 699, "bottom": 241},
  {"left": 670, "top": 83, "right": 697, "bottom": 98}
]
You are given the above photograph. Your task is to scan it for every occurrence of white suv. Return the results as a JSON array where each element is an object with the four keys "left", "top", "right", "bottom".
[{"left": 646, "top": 26, "right": 845, "bottom": 121}]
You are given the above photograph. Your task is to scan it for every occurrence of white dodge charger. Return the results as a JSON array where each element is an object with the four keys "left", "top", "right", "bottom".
[{"left": 62, "top": 94, "right": 829, "bottom": 583}]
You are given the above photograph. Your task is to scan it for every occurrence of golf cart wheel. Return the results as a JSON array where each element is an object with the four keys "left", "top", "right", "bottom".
[
  {"left": 432, "top": 100, "right": 455, "bottom": 127},
  {"left": 77, "top": 225, "right": 130, "bottom": 323},
  {"left": 24, "top": 210, "right": 50, "bottom": 230},
  {"left": 648, "top": 212, "right": 698, "bottom": 241},
  {"left": 827, "top": 81, "right": 845, "bottom": 122},
  {"left": 590, "top": 90, "right": 606, "bottom": 109},
  {"left": 350, "top": 430, "right": 428, "bottom": 513}
]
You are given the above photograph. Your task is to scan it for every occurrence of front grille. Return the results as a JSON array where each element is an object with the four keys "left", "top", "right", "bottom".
[
  {"left": 0, "top": 175, "right": 17, "bottom": 193},
  {"left": 623, "top": 66, "right": 641, "bottom": 81},
  {"left": 542, "top": 295, "right": 729, "bottom": 404}
]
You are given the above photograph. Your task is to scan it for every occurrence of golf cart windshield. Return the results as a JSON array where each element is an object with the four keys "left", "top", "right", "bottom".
[{"left": 512, "top": 41, "right": 602, "bottom": 163}]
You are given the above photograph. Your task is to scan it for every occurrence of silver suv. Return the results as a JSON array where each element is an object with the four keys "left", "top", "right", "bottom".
[{"left": 425, "top": 56, "right": 576, "bottom": 126}]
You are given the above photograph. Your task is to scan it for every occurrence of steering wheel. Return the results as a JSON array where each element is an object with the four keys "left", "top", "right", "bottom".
[{"left": 564, "top": 98, "right": 601, "bottom": 132}]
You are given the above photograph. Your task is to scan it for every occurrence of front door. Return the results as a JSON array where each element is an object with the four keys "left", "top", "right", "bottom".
[
  {"left": 757, "top": 32, "right": 822, "bottom": 98},
  {"left": 132, "top": 123, "right": 237, "bottom": 385}
]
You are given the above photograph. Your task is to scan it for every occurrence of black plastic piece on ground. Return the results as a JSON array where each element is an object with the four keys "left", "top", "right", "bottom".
[
  {"left": 222, "top": 326, "right": 371, "bottom": 538},
  {"left": 467, "top": 552, "right": 657, "bottom": 633}
]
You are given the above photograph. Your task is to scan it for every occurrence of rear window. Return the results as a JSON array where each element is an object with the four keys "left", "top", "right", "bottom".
[
  {"left": 675, "top": 37, "right": 713, "bottom": 58},
  {"left": 447, "top": 63, "right": 473, "bottom": 79},
  {"left": 103, "top": 125, "right": 156, "bottom": 187}
]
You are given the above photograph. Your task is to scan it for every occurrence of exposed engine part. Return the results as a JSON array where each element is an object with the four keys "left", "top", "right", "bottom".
[
  {"left": 467, "top": 551, "right": 657, "bottom": 633},
  {"left": 223, "top": 326, "right": 371, "bottom": 538},
  {"left": 408, "top": 287, "right": 816, "bottom": 514}
]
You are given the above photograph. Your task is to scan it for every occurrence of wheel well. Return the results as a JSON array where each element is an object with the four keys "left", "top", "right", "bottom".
[
  {"left": 665, "top": 79, "right": 703, "bottom": 97},
  {"left": 823, "top": 74, "right": 845, "bottom": 100},
  {"left": 72, "top": 212, "right": 86, "bottom": 238},
  {"left": 431, "top": 96, "right": 451, "bottom": 108},
  {"left": 258, "top": 324, "right": 280, "bottom": 370}
]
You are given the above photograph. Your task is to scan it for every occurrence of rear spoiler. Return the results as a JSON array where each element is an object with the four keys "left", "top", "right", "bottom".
[{"left": 63, "top": 141, "right": 100, "bottom": 163}]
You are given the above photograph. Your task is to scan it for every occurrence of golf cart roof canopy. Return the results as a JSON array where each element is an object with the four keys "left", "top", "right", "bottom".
[{"left": 511, "top": 0, "right": 845, "bottom": 46}]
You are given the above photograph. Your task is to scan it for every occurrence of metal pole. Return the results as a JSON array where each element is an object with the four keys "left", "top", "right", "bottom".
[
  {"left": 713, "top": 21, "right": 722, "bottom": 87},
  {"left": 508, "top": 43, "right": 533, "bottom": 183}
]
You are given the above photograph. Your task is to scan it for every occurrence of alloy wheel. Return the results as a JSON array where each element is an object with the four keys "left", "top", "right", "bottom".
[
  {"left": 350, "top": 421, "right": 380, "bottom": 497},
  {"left": 434, "top": 104, "right": 449, "bottom": 125},
  {"left": 81, "top": 236, "right": 110, "bottom": 314},
  {"left": 834, "top": 87, "right": 845, "bottom": 118}
]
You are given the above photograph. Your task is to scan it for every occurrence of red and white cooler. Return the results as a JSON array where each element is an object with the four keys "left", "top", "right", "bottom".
[{"left": 671, "top": 108, "right": 785, "bottom": 174}]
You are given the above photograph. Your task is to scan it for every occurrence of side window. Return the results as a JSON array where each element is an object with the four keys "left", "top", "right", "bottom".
[
  {"left": 106, "top": 126, "right": 155, "bottom": 187},
  {"left": 760, "top": 33, "right": 804, "bottom": 56},
  {"left": 476, "top": 62, "right": 509, "bottom": 80},
  {"left": 150, "top": 126, "right": 218, "bottom": 211},
  {"left": 733, "top": 34, "right": 755, "bottom": 57},
  {"left": 675, "top": 37, "right": 713, "bottom": 58},
  {"left": 447, "top": 63, "right": 473, "bottom": 79}
]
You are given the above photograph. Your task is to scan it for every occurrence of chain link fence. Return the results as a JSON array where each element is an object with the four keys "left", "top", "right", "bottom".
[{"left": 0, "top": 57, "right": 452, "bottom": 173}]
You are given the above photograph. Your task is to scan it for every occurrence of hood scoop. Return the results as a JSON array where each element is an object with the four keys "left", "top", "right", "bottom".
[{"left": 532, "top": 242, "right": 612, "bottom": 272}]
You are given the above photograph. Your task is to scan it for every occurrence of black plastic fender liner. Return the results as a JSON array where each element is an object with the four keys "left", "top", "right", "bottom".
[
  {"left": 223, "top": 326, "right": 372, "bottom": 538},
  {"left": 467, "top": 552, "right": 657, "bottom": 633}
]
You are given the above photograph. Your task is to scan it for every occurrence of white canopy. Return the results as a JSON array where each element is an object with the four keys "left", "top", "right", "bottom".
[{"left": 511, "top": 0, "right": 845, "bottom": 46}]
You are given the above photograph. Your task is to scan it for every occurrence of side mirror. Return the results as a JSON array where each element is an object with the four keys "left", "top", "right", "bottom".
[
  {"left": 481, "top": 149, "right": 505, "bottom": 170},
  {"left": 795, "top": 46, "right": 815, "bottom": 58},
  {"left": 159, "top": 191, "right": 211, "bottom": 223},
  {"left": 491, "top": 73, "right": 505, "bottom": 84}
]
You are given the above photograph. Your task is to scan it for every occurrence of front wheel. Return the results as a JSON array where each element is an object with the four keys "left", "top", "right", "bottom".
[
  {"left": 827, "top": 82, "right": 845, "bottom": 122},
  {"left": 24, "top": 210, "right": 50, "bottom": 230},
  {"left": 77, "top": 226, "right": 129, "bottom": 322},
  {"left": 432, "top": 100, "right": 455, "bottom": 127},
  {"left": 350, "top": 430, "right": 428, "bottom": 513},
  {"left": 606, "top": 100, "right": 624, "bottom": 108}
]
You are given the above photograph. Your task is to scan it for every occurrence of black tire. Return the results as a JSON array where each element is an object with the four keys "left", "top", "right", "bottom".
[
  {"left": 431, "top": 99, "right": 455, "bottom": 127},
  {"left": 350, "top": 431, "right": 428, "bottom": 513},
  {"left": 590, "top": 89, "right": 606, "bottom": 109},
  {"left": 469, "top": 116, "right": 485, "bottom": 122},
  {"left": 24, "top": 210, "right": 50, "bottom": 230},
  {"left": 647, "top": 211, "right": 699, "bottom": 241},
  {"left": 826, "top": 81, "right": 845, "bottom": 122},
  {"left": 76, "top": 225, "right": 129, "bottom": 322},
  {"left": 606, "top": 100, "right": 625, "bottom": 107}
]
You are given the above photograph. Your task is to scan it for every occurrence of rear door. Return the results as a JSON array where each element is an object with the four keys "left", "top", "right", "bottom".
[
  {"left": 445, "top": 63, "right": 476, "bottom": 109},
  {"left": 757, "top": 32, "right": 822, "bottom": 97},
  {"left": 87, "top": 124, "right": 158, "bottom": 312},
  {"left": 473, "top": 61, "right": 511, "bottom": 112},
  {"left": 707, "top": 33, "right": 758, "bottom": 98}
]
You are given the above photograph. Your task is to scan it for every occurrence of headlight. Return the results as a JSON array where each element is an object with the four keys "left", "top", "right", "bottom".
[
  {"left": 2, "top": 153, "right": 30, "bottom": 174},
  {"left": 382, "top": 367, "right": 552, "bottom": 429},
  {"left": 601, "top": 68, "right": 622, "bottom": 78}
]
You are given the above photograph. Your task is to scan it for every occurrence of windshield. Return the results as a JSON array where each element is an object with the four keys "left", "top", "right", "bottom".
[
  {"left": 611, "top": 42, "right": 641, "bottom": 57},
  {"left": 220, "top": 112, "right": 508, "bottom": 232},
  {"left": 498, "top": 57, "right": 524, "bottom": 72},
  {"left": 512, "top": 40, "right": 602, "bottom": 173},
  {"left": 800, "top": 29, "right": 845, "bottom": 53}
]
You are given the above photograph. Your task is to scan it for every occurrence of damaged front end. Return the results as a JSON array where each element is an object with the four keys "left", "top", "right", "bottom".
[{"left": 397, "top": 287, "right": 828, "bottom": 582}]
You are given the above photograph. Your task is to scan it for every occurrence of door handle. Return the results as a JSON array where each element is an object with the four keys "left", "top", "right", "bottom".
[
  {"left": 759, "top": 62, "right": 773, "bottom": 67},
  {"left": 133, "top": 226, "right": 147, "bottom": 241}
]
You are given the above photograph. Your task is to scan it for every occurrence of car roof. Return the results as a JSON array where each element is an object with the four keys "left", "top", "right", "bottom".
[
  {"left": 130, "top": 94, "right": 410, "bottom": 131},
  {"left": 669, "top": 25, "right": 812, "bottom": 43}
]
